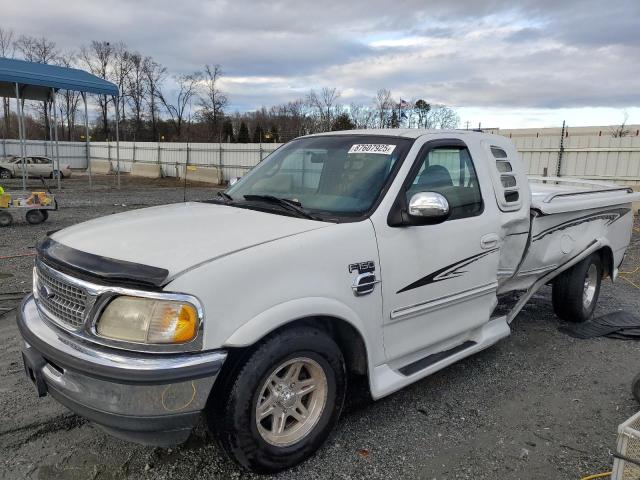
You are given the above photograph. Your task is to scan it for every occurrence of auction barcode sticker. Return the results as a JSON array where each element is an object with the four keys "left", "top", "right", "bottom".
[{"left": 348, "top": 144, "right": 396, "bottom": 155}]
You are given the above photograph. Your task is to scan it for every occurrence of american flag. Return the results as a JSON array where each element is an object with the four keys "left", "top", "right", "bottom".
[{"left": 399, "top": 98, "right": 410, "bottom": 108}]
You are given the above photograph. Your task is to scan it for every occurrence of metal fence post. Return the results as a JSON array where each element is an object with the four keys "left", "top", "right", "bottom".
[
  {"left": 108, "top": 140, "right": 111, "bottom": 163},
  {"left": 1, "top": 138, "right": 5, "bottom": 159},
  {"left": 183, "top": 143, "right": 190, "bottom": 202},
  {"left": 218, "top": 142, "right": 223, "bottom": 182},
  {"left": 132, "top": 141, "right": 136, "bottom": 168}
]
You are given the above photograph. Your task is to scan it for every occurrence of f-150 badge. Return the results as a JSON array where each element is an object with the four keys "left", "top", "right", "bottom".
[{"left": 348, "top": 261, "right": 375, "bottom": 274}]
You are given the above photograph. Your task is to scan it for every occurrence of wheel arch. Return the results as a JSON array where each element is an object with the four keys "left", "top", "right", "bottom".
[
  {"left": 222, "top": 298, "right": 373, "bottom": 378},
  {"left": 597, "top": 244, "right": 615, "bottom": 280}
]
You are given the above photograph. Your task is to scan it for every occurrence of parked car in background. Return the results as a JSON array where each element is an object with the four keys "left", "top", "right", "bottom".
[{"left": 0, "top": 156, "right": 72, "bottom": 179}]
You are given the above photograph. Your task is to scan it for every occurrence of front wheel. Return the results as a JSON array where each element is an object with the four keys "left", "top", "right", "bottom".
[
  {"left": 209, "top": 326, "right": 346, "bottom": 473},
  {"left": 51, "top": 170, "right": 63, "bottom": 179},
  {"left": 0, "top": 169, "right": 11, "bottom": 179},
  {"left": 552, "top": 254, "right": 602, "bottom": 323}
]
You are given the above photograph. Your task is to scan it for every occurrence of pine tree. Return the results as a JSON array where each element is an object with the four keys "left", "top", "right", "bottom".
[
  {"left": 390, "top": 110, "right": 400, "bottom": 128},
  {"left": 237, "top": 122, "right": 250, "bottom": 143},
  {"left": 221, "top": 120, "right": 235, "bottom": 142},
  {"left": 331, "top": 113, "right": 355, "bottom": 131},
  {"left": 252, "top": 124, "right": 265, "bottom": 143},
  {"left": 269, "top": 125, "right": 280, "bottom": 143}
]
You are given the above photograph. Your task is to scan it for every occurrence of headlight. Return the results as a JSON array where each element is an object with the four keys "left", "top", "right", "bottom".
[{"left": 96, "top": 296, "right": 199, "bottom": 344}]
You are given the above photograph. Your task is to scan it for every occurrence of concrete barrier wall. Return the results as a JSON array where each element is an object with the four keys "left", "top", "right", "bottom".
[
  {"left": 90, "top": 159, "right": 112, "bottom": 175},
  {"left": 185, "top": 165, "right": 222, "bottom": 184},
  {"left": 131, "top": 162, "right": 162, "bottom": 178}
]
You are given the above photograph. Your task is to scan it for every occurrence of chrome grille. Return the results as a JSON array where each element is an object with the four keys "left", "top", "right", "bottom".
[{"left": 36, "top": 263, "right": 88, "bottom": 328}]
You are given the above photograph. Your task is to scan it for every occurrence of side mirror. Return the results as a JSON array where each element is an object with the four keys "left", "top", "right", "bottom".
[
  {"left": 229, "top": 176, "right": 242, "bottom": 186},
  {"left": 407, "top": 192, "right": 450, "bottom": 224}
]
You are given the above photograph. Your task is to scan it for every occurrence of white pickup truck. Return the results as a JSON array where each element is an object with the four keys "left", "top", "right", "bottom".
[{"left": 17, "top": 130, "right": 639, "bottom": 472}]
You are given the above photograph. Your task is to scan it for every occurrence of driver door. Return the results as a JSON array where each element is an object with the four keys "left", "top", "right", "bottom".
[{"left": 372, "top": 139, "right": 501, "bottom": 362}]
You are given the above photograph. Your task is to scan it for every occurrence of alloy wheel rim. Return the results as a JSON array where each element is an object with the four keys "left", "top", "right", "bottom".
[
  {"left": 255, "top": 357, "right": 328, "bottom": 447},
  {"left": 583, "top": 263, "right": 598, "bottom": 310}
]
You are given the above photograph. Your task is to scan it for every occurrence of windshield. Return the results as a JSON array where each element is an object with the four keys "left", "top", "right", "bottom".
[{"left": 226, "top": 135, "right": 414, "bottom": 220}]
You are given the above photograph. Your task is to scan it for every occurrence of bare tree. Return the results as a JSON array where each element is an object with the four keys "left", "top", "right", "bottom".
[
  {"left": 14, "top": 35, "right": 58, "bottom": 63},
  {"left": 611, "top": 110, "right": 631, "bottom": 138},
  {"left": 56, "top": 54, "right": 82, "bottom": 140},
  {"left": 126, "top": 52, "right": 146, "bottom": 139},
  {"left": 142, "top": 58, "right": 166, "bottom": 141},
  {"left": 374, "top": 89, "right": 393, "bottom": 128},
  {"left": 349, "top": 102, "right": 375, "bottom": 129},
  {"left": 0, "top": 28, "right": 15, "bottom": 137},
  {"left": 14, "top": 35, "right": 59, "bottom": 139},
  {"left": 427, "top": 104, "right": 459, "bottom": 129},
  {"left": 80, "top": 41, "right": 114, "bottom": 138},
  {"left": 307, "top": 87, "right": 341, "bottom": 131},
  {"left": 160, "top": 72, "right": 201, "bottom": 140},
  {"left": 111, "top": 42, "right": 132, "bottom": 133},
  {"left": 197, "top": 64, "right": 228, "bottom": 140}
]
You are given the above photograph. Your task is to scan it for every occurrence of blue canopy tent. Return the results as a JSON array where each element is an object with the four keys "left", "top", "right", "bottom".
[{"left": 0, "top": 57, "right": 121, "bottom": 189}]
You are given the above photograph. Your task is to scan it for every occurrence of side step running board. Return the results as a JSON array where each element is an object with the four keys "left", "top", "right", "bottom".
[{"left": 398, "top": 341, "right": 477, "bottom": 376}]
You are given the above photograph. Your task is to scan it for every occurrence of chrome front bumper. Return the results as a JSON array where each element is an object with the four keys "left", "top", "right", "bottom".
[{"left": 17, "top": 295, "right": 227, "bottom": 446}]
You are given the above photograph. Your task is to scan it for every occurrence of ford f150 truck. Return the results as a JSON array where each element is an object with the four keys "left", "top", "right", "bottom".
[{"left": 17, "top": 130, "right": 640, "bottom": 472}]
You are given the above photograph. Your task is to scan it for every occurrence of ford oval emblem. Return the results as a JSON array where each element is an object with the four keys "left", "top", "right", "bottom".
[{"left": 39, "top": 283, "right": 55, "bottom": 300}]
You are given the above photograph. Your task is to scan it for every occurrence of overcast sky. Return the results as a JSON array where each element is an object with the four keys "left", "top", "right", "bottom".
[{"left": 3, "top": 0, "right": 640, "bottom": 128}]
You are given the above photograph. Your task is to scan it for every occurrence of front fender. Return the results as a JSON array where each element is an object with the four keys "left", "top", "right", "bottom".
[{"left": 223, "top": 296, "right": 368, "bottom": 347}]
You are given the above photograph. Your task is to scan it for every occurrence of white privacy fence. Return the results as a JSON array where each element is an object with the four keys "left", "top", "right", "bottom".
[
  {"left": 2, "top": 134, "right": 640, "bottom": 185},
  {"left": 0, "top": 139, "right": 283, "bottom": 182},
  {"left": 510, "top": 135, "right": 640, "bottom": 185}
]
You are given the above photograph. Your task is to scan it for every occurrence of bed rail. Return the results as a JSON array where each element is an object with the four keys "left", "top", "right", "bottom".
[{"left": 528, "top": 176, "right": 634, "bottom": 204}]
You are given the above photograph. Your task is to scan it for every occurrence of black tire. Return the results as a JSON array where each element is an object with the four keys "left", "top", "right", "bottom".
[
  {"left": 0, "top": 211, "right": 12, "bottom": 227},
  {"left": 51, "top": 170, "right": 63, "bottom": 179},
  {"left": 25, "top": 209, "right": 46, "bottom": 225},
  {"left": 41, "top": 210, "right": 49, "bottom": 221},
  {"left": 0, "top": 168, "right": 11, "bottom": 179},
  {"left": 209, "top": 326, "right": 346, "bottom": 473},
  {"left": 552, "top": 254, "right": 602, "bottom": 323},
  {"left": 632, "top": 372, "right": 640, "bottom": 403}
]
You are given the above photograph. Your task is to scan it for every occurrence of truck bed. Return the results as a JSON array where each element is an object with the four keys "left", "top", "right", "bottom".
[
  {"left": 528, "top": 176, "right": 638, "bottom": 215},
  {"left": 497, "top": 176, "right": 640, "bottom": 294}
]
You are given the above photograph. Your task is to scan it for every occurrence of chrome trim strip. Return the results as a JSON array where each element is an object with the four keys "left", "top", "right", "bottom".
[
  {"left": 351, "top": 272, "right": 381, "bottom": 296},
  {"left": 518, "top": 264, "right": 558, "bottom": 275},
  {"left": 390, "top": 282, "right": 498, "bottom": 322},
  {"left": 35, "top": 259, "right": 205, "bottom": 354}
]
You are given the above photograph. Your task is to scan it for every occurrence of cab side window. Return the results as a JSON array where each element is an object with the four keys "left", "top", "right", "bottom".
[{"left": 406, "top": 147, "right": 483, "bottom": 220}]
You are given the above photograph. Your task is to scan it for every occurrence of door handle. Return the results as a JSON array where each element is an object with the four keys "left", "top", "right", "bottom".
[{"left": 480, "top": 233, "right": 500, "bottom": 250}]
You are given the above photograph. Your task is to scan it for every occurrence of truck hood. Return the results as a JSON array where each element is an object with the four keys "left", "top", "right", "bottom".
[{"left": 50, "top": 202, "right": 328, "bottom": 279}]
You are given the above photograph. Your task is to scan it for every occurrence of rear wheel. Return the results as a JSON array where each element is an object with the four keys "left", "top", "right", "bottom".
[
  {"left": 552, "top": 254, "right": 602, "bottom": 323},
  {"left": 209, "top": 326, "right": 346, "bottom": 473},
  {"left": 0, "top": 211, "right": 12, "bottom": 227},
  {"left": 25, "top": 209, "right": 46, "bottom": 225}
]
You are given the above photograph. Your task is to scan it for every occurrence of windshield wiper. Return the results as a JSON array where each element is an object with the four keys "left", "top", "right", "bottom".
[
  {"left": 216, "top": 191, "right": 234, "bottom": 203},
  {"left": 242, "top": 194, "right": 320, "bottom": 220}
]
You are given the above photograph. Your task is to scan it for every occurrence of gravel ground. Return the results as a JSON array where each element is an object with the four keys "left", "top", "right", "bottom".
[{"left": 1, "top": 175, "right": 640, "bottom": 480}]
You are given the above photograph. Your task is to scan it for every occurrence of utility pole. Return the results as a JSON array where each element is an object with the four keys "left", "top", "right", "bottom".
[{"left": 557, "top": 120, "right": 566, "bottom": 177}]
